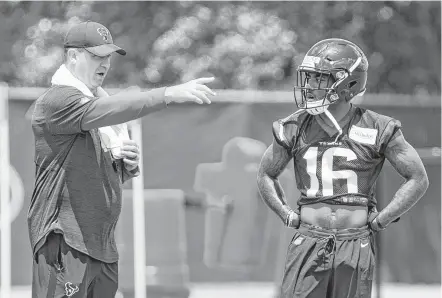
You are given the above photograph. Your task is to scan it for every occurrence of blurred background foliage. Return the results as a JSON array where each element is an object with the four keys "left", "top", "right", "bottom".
[{"left": 0, "top": 1, "right": 440, "bottom": 96}]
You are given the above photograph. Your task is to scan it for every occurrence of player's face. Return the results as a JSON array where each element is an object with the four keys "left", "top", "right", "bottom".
[
  {"left": 304, "top": 72, "right": 335, "bottom": 102},
  {"left": 73, "top": 49, "right": 112, "bottom": 91}
]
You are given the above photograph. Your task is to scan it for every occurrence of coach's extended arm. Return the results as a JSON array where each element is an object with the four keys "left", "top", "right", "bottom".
[
  {"left": 80, "top": 77, "right": 214, "bottom": 131},
  {"left": 81, "top": 87, "right": 167, "bottom": 131}
]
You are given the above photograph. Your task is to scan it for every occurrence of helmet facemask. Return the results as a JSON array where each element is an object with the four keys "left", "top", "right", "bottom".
[{"left": 294, "top": 68, "right": 340, "bottom": 115}]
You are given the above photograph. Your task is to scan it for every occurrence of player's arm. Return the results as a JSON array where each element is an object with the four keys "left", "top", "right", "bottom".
[
  {"left": 257, "top": 139, "right": 298, "bottom": 227},
  {"left": 374, "top": 131, "right": 429, "bottom": 229},
  {"left": 81, "top": 78, "right": 215, "bottom": 131}
]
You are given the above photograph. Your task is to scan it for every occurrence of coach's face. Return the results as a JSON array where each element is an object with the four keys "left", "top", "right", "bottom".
[{"left": 71, "top": 49, "right": 112, "bottom": 91}]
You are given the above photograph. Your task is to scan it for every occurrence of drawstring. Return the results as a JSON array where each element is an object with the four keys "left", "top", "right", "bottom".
[
  {"left": 325, "top": 234, "right": 337, "bottom": 255},
  {"left": 317, "top": 234, "right": 337, "bottom": 267},
  {"left": 324, "top": 109, "right": 342, "bottom": 143}
]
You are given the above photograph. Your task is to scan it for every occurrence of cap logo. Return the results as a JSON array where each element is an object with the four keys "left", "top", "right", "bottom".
[{"left": 97, "top": 27, "right": 110, "bottom": 42}]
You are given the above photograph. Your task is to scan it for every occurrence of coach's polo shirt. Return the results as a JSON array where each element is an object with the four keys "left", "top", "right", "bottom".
[{"left": 28, "top": 85, "right": 165, "bottom": 263}]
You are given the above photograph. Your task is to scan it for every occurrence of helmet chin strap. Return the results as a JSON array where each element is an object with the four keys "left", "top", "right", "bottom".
[
  {"left": 304, "top": 95, "right": 343, "bottom": 143},
  {"left": 324, "top": 109, "right": 342, "bottom": 143}
]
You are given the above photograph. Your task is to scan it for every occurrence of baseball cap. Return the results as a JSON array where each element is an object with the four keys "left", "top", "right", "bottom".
[{"left": 64, "top": 21, "right": 126, "bottom": 57}]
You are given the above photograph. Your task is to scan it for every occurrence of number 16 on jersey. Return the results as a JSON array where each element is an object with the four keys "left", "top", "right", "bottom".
[{"left": 303, "top": 146, "right": 359, "bottom": 197}]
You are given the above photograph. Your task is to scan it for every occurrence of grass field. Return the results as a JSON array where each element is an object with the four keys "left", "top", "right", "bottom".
[{"left": 9, "top": 282, "right": 441, "bottom": 298}]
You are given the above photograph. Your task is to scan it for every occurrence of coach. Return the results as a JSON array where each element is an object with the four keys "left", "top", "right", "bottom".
[{"left": 27, "top": 21, "right": 215, "bottom": 298}]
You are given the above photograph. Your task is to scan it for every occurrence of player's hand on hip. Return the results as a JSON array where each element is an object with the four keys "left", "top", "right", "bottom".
[
  {"left": 286, "top": 210, "right": 300, "bottom": 229},
  {"left": 164, "top": 77, "right": 216, "bottom": 105},
  {"left": 121, "top": 139, "right": 140, "bottom": 171}
]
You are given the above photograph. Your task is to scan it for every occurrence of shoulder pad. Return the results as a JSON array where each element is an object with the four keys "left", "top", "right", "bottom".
[
  {"left": 359, "top": 108, "right": 401, "bottom": 129},
  {"left": 358, "top": 108, "right": 402, "bottom": 151},
  {"left": 379, "top": 118, "right": 402, "bottom": 152},
  {"left": 272, "top": 110, "right": 307, "bottom": 150}
]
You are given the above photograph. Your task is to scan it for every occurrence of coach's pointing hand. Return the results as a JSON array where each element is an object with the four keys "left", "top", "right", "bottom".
[{"left": 164, "top": 77, "right": 216, "bottom": 105}]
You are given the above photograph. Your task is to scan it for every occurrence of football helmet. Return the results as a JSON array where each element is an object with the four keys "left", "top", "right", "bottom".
[{"left": 294, "top": 38, "right": 369, "bottom": 115}]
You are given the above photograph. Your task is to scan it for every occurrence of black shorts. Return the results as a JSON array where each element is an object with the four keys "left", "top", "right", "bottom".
[
  {"left": 32, "top": 232, "right": 118, "bottom": 298},
  {"left": 279, "top": 223, "right": 375, "bottom": 298}
]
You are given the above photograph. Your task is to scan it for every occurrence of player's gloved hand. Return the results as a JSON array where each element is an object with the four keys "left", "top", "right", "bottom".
[
  {"left": 285, "top": 210, "right": 300, "bottom": 229},
  {"left": 164, "top": 77, "right": 216, "bottom": 105}
]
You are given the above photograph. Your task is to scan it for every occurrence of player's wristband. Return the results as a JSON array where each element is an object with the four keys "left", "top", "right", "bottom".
[
  {"left": 285, "top": 210, "right": 293, "bottom": 226},
  {"left": 370, "top": 216, "right": 387, "bottom": 231},
  {"left": 285, "top": 210, "right": 300, "bottom": 228}
]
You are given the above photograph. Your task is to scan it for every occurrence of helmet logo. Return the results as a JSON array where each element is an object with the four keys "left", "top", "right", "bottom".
[
  {"left": 330, "top": 94, "right": 339, "bottom": 101},
  {"left": 336, "top": 71, "right": 346, "bottom": 79}
]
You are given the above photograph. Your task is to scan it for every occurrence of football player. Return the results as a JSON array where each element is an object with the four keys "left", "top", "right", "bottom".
[{"left": 257, "top": 38, "right": 429, "bottom": 298}]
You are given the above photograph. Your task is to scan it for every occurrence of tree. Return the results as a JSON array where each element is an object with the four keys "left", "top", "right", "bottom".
[{"left": 1, "top": 1, "right": 440, "bottom": 96}]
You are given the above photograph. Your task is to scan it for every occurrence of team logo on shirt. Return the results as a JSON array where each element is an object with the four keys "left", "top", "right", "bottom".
[
  {"left": 65, "top": 282, "right": 79, "bottom": 297},
  {"left": 318, "top": 141, "right": 342, "bottom": 146}
]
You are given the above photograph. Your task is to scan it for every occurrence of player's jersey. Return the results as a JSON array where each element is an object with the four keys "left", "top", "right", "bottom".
[{"left": 272, "top": 105, "right": 401, "bottom": 208}]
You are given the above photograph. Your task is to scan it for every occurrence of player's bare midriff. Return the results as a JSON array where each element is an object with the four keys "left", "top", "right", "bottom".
[{"left": 300, "top": 199, "right": 368, "bottom": 229}]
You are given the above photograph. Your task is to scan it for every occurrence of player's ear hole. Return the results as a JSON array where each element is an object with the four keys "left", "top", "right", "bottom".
[{"left": 348, "top": 81, "right": 357, "bottom": 88}]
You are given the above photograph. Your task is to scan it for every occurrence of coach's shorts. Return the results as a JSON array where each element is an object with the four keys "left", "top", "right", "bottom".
[
  {"left": 279, "top": 223, "right": 375, "bottom": 298},
  {"left": 32, "top": 232, "right": 118, "bottom": 298}
]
